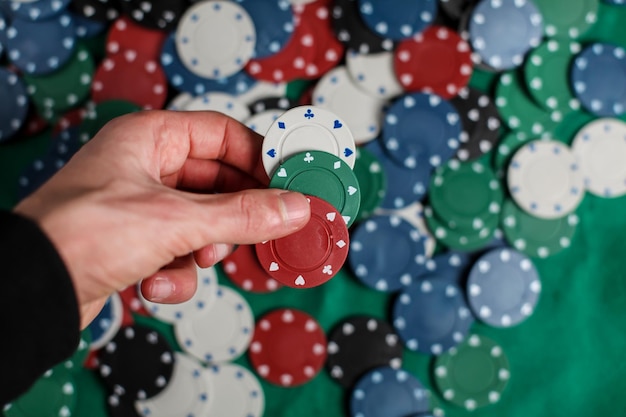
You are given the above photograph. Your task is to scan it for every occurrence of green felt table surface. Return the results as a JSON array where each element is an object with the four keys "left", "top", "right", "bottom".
[{"left": 2, "top": 3, "right": 626, "bottom": 417}]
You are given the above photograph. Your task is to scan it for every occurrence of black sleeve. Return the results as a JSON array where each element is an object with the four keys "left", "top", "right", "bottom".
[{"left": 0, "top": 211, "right": 81, "bottom": 405}]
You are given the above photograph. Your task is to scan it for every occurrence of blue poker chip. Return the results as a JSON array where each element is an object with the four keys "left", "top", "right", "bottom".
[
  {"left": 16, "top": 153, "right": 65, "bottom": 201},
  {"left": 393, "top": 277, "right": 474, "bottom": 355},
  {"left": 417, "top": 251, "right": 472, "bottom": 284},
  {"left": 87, "top": 293, "right": 123, "bottom": 350},
  {"left": 71, "top": 12, "right": 107, "bottom": 38},
  {"left": 349, "top": 366, "right": 430, "bottom": 417},
  {"left": 6, "top": 13, "right": 76, "bottom": 75},
  {"left": 160, "top": 33, "right": 257, "bottom": 96},
  {"left": 349, "top": 213, "right": 428, "bottom": 292},
  {"left": 49, "top": 126, "right": 82, "bottom": 162},
  {"left": 0, "top": 67, "right": 29, "bottom": 142},
  {"left": 364, "top": 138, "right": 431, "bottom": 209},
  {"left": 468, "top": 0, "right": 543, "bottom": 71},
  {"left": 9, "top": 0, "right": 71, "bottom": 21},
  {"left": 382, "top": 92, "right": 461, "bottom": 170},
  {"left": 235, "top": 0, "right": 294, "bottom": 59},
  {"left": 571, "top": 43, "right": 626, "bottom": 117},
  {"left": 357, "top": 0, "right": 437, "bottom": 41},
  {"left": 467, "top": 248, "right": 541, "bottom": 328}
]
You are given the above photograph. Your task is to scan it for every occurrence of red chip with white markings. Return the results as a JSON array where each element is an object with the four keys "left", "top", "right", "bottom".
[
  {"left": 254, "top": 196, "right": 349, "bottom": 289},
  {"left": 394, "top": 25, "right": 473, "bottom": 99},
  {"left": 91, "top": 50, "right": 167, "bottom": 110},
  {"left": 222, "top": 245, "right": 282, "bottom": 293},
  {"left": 106, "top": 16, "right": 167, "bottom": 61},
  {"left": 118, "top": 285, "right": 150, "bottom": 316},
  {"left": 249, "top": 308, "right": 327, "bottom": 387}
]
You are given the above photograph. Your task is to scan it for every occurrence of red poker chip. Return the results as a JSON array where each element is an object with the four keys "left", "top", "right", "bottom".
[
  {"left": 118, "top": 285, "right": 150, "bottom": 316},
  {"left": 106, "top": 16, "right": 167, "bottom": 61},
  {"left": 91, "top": 51, "right": 167, "bottom": 110},
  {"left": 221, "top": 245, "right": 282, "bottom": 293},
  {"left": 254, "top": 196, "right": 349, "bottom": 289},
  {"left": 394, "top": 25, "right": 473, "bottom": 99},
  {"left": 249, "top": 308, "right": 327, "bottom": 387}
]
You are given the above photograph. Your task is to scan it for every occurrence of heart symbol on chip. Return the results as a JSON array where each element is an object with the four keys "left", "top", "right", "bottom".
[
  {"left": 333, "top": 120, "right": 342, "bottom": 128},
  {"left": 266, "top": 149, "right": 277, "bottom": 158},
  {"left": 326, "top": 212, "right": 336, "bottom": 222},
  {"left": 269, "top": 262, "right": 279, "bottom": 272},
  {"left": 277, "top": 168, "right": 287, "bottom": 177},
  {"left": 295, "top": 276, "right": 305, "bottom": 286}
]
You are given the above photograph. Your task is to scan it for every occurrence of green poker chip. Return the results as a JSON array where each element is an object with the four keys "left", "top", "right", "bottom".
[
  {"left": 269, "top": 150, "right": 361, "bottom": 227},
  {"left": 495, "top": 71, "right": 560, "bottom": 137},
  {"left": 73, "top": 368, "right": 109, "bottom": 417},
  {"left": 524, "top": 39, "right": 582, "bottom": 113},
  {"left": 79, "top": 100, "right": 142, "bottom": 143},
  {"left": 501, "top": 198, "right": 579, "bottom": 258},
  {"left": 353, "top": 146, "right": 386, "bottom": 222},
  {"left": 433, "top": 334, "right": 510, "bottom": 411},
  {"left": 534, "top": 0, "right": 599, "bottom": 39},
  {"left": 429, "top": 160, "right": 504, "bottom": 231},
  {"left": 23, "top": 44, "right": 94, "bottom": 116},
  {"left": 4, "top": 366, "right": 77, "bottom": 417},
  {"left": 424, "top": 206, "right": 497, "bottom": 251}
]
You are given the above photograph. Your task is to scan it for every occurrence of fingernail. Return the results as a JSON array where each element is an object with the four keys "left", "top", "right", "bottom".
[
  {"left": 279, "top": 192, "right": 310, "bottom": 227},
  {"left": 149, "top": 277, "right": 175, "bottom": 302},
  {"left": 214, "top": 243, "right": 232, "bottom": 262}
]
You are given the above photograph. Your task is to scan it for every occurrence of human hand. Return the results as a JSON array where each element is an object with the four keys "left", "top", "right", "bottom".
[{"left": 14, "top": 111, "right": 311, "bottom": 329}]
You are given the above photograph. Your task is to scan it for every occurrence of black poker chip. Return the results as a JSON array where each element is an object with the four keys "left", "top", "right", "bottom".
[
  {"left": 98, "top": 324, "right": 175, "bottom": 401},
  {"left": 119, "top": 0, "right": 187, "bottom": 31},
  {"left": 451, "top": 86, "right": 502, "bottom": 162},
  {"left": 70, "top": 0, "right": 121, "bottom": 22},
  {"left": 439, "top": 0, "right": 481, "bottom": 24},
  {"left": 325, "top": 315, "right": 403, "bottom": 388},
  {"left": 331, "top": 0, "right": 394, "bottom": 54},
  {"left": 107, "top": 394, "right": 143, "bottom": 417},
  {"left": 248, "top": 96, "right": 298, "bottom": 115}
]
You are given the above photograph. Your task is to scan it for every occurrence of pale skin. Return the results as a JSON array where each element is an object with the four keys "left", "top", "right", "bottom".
[{"left": 14, "top": 111, "right": 311, "bottom": 329}]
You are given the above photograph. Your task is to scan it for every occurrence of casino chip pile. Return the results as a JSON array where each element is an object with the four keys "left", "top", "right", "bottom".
[{"left": 3, "top": 0, "right": 626, "bottom": 416}]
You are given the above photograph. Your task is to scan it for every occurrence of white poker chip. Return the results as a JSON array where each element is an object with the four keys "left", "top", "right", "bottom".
[
  {"left": 507, "top": 140, "right": 585, "bottom": 219},
  {"left": 174, "top": 286, "right": 254, "bottom": 363},
  {"left": 167, "top": 92, "right": 194, "bottom": 110},
  {"left": 176, "top": 0, "right": 256, "bottom": 79},
  {"left": 88, "top": 292, "right": 123, "bottom": 351},
  {"left": 235, "top": 80, "right": 287, "bottom": 106},
  {"left": 135, "top": 353, "right": 212, "bottom": 417},
  {"left": 244, "top": 109, "right": 284, "bottom": 135},
  {"left": 345, "top": 49, "right": 403, "bottom": 100},
  {"left": 312, "top": 66, "right": 386, "bottom": 144},
  {"left": 184, "top": 92, "right": 251, "bottom": 122},
  {"left": 374, "top": 201, "right": 436, "bottom": 258},
  {"left": 572, "top": 118, "right": 626, "bottom": 198},
  {"left": 204, "top": 363, "right": 264, "bottom": 417},
  {"left": 139, "top": 265, "right": 219, "bottom": 324},
  {"left": 262, "top": 105, "right": 356, "bottom": 177}
]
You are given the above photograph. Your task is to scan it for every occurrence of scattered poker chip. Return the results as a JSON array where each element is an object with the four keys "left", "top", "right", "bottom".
[
  {"left": 78, "top": 99, "right": 142, "bottom": 143},
  {"left": 507, "top": 140, "right": 585, "bottom": 219},
  {"left": 382, "top": 92, "right": 461, "bottom": 169},
  {"left": 174, "top": 286, "right": 254, "bottom": 363},
  {"left": 424, "top": 205, "right": 497, "bottom": 251},
  {"left": 237, "top": 0, "right": 295, "bottom": 59},
  {"left": 255, "top": 196, "right": 350, "bottom": 288},
  {"left": 9, "top": 0, "right": 71, "bottom": 22},
  {"left": 353, "top": 146, "right": 386, "bottom": 221},
  {"left": 417, "top": 251, "right": 472, "bottom": 284},
  {"left": 16, "top": 142, "right": 68, "bottom": 200},
  {"left": 118, "top": 284, "right": 150, "bottom": 316},
  {"left": 119, "top": 0, "right": 186, "bottom": 31},
  {"left": 349, "top": 366, "right": 430, "bottom": 417},
  {"left": 249, "top": 308, "right": 327, "bottom": 387},
  {"left": 71, "top": 11, "right": 108, "bottom": 38},
  {"left": 72, "top": 368, "right": 110, "bottom": 417},
  {"left": 429, "top": 160, "right": 503, "bottom": 231},
  {"left": 438, "top": 0, "right": 480, "bottom": 22},
  {"left": 139, "top": 265, "right": 219, "bottom": 324},
  {"left": 571, "top": 42, "right": 626, "bottom": 117},
  {"left": 98, "top": 324, "right": 175, "bottom": 401},
  {"left": 221, "top": 244, "right": 283, "bottom": 293},
  {"left": 501, "top": 198, "right": 579, "bottom": 258},
  {"left": 0, "top": 67, "right": 29, "bottom": 142},
  {"left": 326, "top": 316, "right": 403, "bottom": 388},
  {"left": 176, "top": 0, "right": 256, "bottom": 79},
  {"left": 3, "top": 366, "right": 77, "bottom": 417},
  {"left": 106, "top": 393, "right": 142, "bottom": 417},
  {"left": 248, "top": 96, "right": 296, "bottom": 114},
  {"left": 492, "top": 130, "right": 532, "bottom": 172},
  {"left": 6, "top": 13, "right": 77, "bottom": 75},
  {"left": 313, "top": 65, "right": 386, "bottom": 144},
  {"left": 534, "top": 0, "right": 598, "bottom": 39},
  {"left": 375, "top": 202, "right": 436, "bottom": 258},
  {"left": 184, "top": 92, "right": 251, "bottom": 122},
  {"left": 331, "top": 0, "right": 395, "bottom": 54},
  {"left": 91, "top": 50, "right": 167, "bottom": 110},
  {"left": 393, "top": 278, "right": 474, "bottom": 355},
  {"left": 88, "top": 292, "right": 123, "bottom": 351},
  {"left": 572, "top": 118, "right": 626, "bottom": 197},
  {"left": 524, "top": 39, "right": 581, "bottom": 113},
  {"left": 236, "top": 80, "right": 287, "bottom": 106},
  {"left": 467, "top": 248, "right": 541, "bottom": 327},
  {"left": 244, "top": 109, "right": 284, "bottom": 135},
  {"left": 134, "top": 353, "right": 212, "bottom": 417},
  {"left": 106, "top": 16, "right": 167, "bottom": 60},
  {"left": 70, "top": 0, "right": 121, "bottom": 22},
  {"left": 270, "top": 150, "right": 361, "bottom": 226},
  {"left": 394, "top": 25, "right": 473, "bottom": 99},
  {"left": 345, "top": 49, "right": 403, "bottom": 100},
  {"left": 349, "top": 214, "right": 427, "bottom": 292},
  {"left": 357, "top": 0, "right": 437, "bottom": 41},
  {"left": 204, "top": 363, "right": 265, "bottom": 417},
  {"left": 166, "top": 92, "right": 194, "bottom": 110},
  {"left": 261, "top": 105, "right": 356, "bottom": 177},
  {"left": 467, "top": 0, "right": 543, "bottom": 71},
  {"left": 23, "top": 44, "right": 94, "bottom": 115},
  {"left": 451, "top": 86, "right": 501, "bottom": 161},
  {"left": 433, "top": 334, "right": 510, "bottom": 410},
  {"left": 495, "top": 71, "right": 560, "bottom": 137}
]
